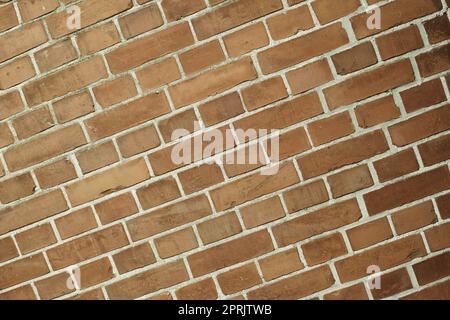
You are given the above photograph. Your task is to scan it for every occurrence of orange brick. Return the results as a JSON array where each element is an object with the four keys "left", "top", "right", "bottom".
[
  {"left": 0, "top": 3, "right": 19, "bottom": 33},
  {"left": 0, "top": 22, "right": 47, "bottom": 63},
  {"left": 0, "top": 172, "right": 35, "bottom": 204},
  {"left": 198, "top": 92, "right": 245, "bottom": 127},
  {"left": 158, "top": 109, "right": 198, "bottom": 143},
  {"left": 117, "top": 125, "right": 161, "bottom": 158},
  {"left": 179, "top": 163, "right": 224, "bottom": 195},
  {"left": 0, "top": 123, "right": 14, "bottom": 148},
  {"left": 267, "top": 5, "right": 314, "bottom": 40},
  {"left": 53, "top": 91, "right": 95, "bottom": 123},
  {"left": 136, "top": 57, "right": 181, "bottom": 91},
  {"left": 242, "top": 76, "right": 288, "bottom": 111},
  {"left": 35, "top": 272, "right": 74, "bottom": 300},
  {"left": 161, "top": 0, "right": 206, "bottom": 22},
  {"left": 0, "top": 56, "right": 35, "bottom": 90},
  {"left": 0, "top": 254, "right": 49, "bottom": 290},
  {"left": 283, "top": 180, "right": 329, "bottom": 213},
  {"left": 0, "top": 237, "right": 18, "bottom": 263},
  {"left": 79, "top": 257, "right": 114, "bottom": 289},
  {"left": 12, "top": 106, "right": 54, "bottom": 140},
  {"left": 35, "top": 39, "right": 78, "bottom": 73},
  {"left": 106, "top": 22, "right": 194, "bottom": 74},
  {"left": 17, "top": 0, "right": 59, "bottom": 21},
  {"left": 355, "top": 96, "right": 400, "bottom": 128},
  {"left": 210, "top": 163, "right": 299, "bottom": 211},
  {"left": 312, "top": 0, "right": 361, "bottom": 24},
  {"left": 0, "top": 285, "right": 36, "bottom": 300},
  {"left": 0, "top": 91, "right": 24, "bottom": 120}
]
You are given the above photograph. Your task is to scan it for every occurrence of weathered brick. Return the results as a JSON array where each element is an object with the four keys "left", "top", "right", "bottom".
[
  {"left": 95, "top": 193, "right": 138, "bottom": 225},
  {"left": 0, "top": 172, "right": 35, "bottom": 204},
  {"left": 34, "top": 158, "right": 77, "bottom": 189},
  {"left": 0, "top": 56, "right": 35, "bottom": 90},
  {"left": 179, "top": 40, "right": 225, "bottom": 75},
  {"left": 55, "top": 207, "right": 98, "bottom": 240},
  {"left": 373, "top": 148, "right": 419, "bottom": 182},
  {"left": 16, "top": 223, "right": 56, "bottom": 254},
  {"left": 93, "top": 76, "right": 137, "bottom": 108},
  {"left": 12, "top": 106, "right": 54, "bottom": 140},
  {"left": 53, "top": 91, "right": 95, "bottom": 123},
  {"left": 155, "top": 227, "right": 198, "bottom": 258},
  {"left": 308, "top": 111, "right": 354, "bottom": 146},
  {"left": 371, "top": 268, "right": 413, "bottom": 299},
  {"left": 331, "top": 42, "right": 378, "bottom": 75},
  {"left": 267, "top": 5, "right": 314, "bottom": 40},
  {"left": 355, "top": 96, "right": 400, "bottom": 128},
  {"left": 425, "top": 222, "right": 450, "bottom": 252},
  {"left": 119, "top": 5, "right": 163, "bottom": 39},
  {"left": 197, "top": 212, "right": 242, "bottom": 245},
  {"left": 241, "top": 196, "right": 285, "bottom": 229},
  {"left": 302, "top": 233, "right": 348, "bottom": 265},
  {"left": 117, "top": 125, "right": 161, "bottom": 158},
  {"left": 35, "top": 39, "right": 77, "bottom": 73},
  {"left": 113, "top": 243, "right": 156, "bottom": 274},
  {"left": 218, "top": 263, "right": 261, "bottom": 295},
  {"left": 0, "top": 254, "right": 49, "bottom": 290},
  {"left": 347, "top": 217, "right": 393, "bottom": 251},
  {"left": 418, "top": 134, "right": 450, "bottom": 167},
  {"left": 259, "top": 248, "right": 304, "bottom": 281},
  {"left": 0, "top": 237, "right": 18, "bottom": 263},
  {"left": 76, "top": 141, "right": 119, "bottom": 174},
  {"left": 287, "top": 59, "right": 334, "bottom": 94},
  {"left": 176, "top": 278, "right": 218, "bottom": 300},
  {"left": 136, "top": 57, "right": 181, "bottom": 91},
  {"left": 223, "top": 23, "right": 269, "bottom": 57},
  {"left": 283, "top": 180, "right": 329, "bottom": 214},
  {"left": 161, "top": 0, "right": 206, "bottom": 22}
]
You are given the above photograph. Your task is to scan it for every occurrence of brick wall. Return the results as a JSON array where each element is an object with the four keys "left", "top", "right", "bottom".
[{"left": 0, "top": 0, "right": 449, "bottom": 300}]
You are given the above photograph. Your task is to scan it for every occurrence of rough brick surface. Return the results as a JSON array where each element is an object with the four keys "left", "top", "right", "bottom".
[{"left": 0, "top": 0, "right": 448, "bottom": 301}]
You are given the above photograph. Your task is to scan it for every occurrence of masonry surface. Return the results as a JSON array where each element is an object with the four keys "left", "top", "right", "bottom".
[{"left": 0, "top": 0, "right": 449, "bottom": 300}]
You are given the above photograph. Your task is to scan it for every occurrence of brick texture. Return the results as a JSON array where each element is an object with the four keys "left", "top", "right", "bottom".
[{"left": 0, "top": 0, "right": 448, "bottom": 301}]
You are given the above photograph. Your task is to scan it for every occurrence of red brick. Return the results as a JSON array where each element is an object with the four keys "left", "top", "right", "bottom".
[
  {"left": 335, "top": 235, "right": 426, "bottom": 283},
  {"left": 170, "top": 57, "right": 257, "bottom": 108},
  {"left": 298, "top": 130, "right": 389, "bottom": 179},
  {"left": 312, "top": 0, "right": 361, "bottom": 24},
  {"left": 393, "top": 201, "right": 437, "bottom": 235},
  {"left": 424, "top": 15, "right": 450, "bottom": 44},
  {"left": 302, "top": 233, "right": 348, "bottom": 265},
  {"left": 267, "top": 5, "right": 314, "bottom": 40},
  {"left": 161, "top": 0, "right": 206, "bottom": 22},
  {"left": 248, "top": 266, "right": 334, "bottom": 300},
  {"left": 223, "top": 23, "right": 269, "bottom": 57},
  {"left": 324, "top": 60, "right": 415, "bottom": 110},
  {"left": 373, "top": 148, "right": 419, "bottom": 182},
  {"left": 106, "top": 22, "right": 194, "bottom": 74},
  {"left": 308, "top": 111, "right": 354, "bottom": 146},
  {"left": 188, "top": 230, "right": 274, "bottom": 277},
  {"left": 0, "top": 254, "right": 49, "bottom": 290},
  {"left": 242, "top": 76, "right": 288, "bottom": 111},
  {"left": 85, "top": 92, "right": 170, "bottom": 141},
  {"left": 283, "top": 180, "right": 329, "bottom": 213},
  {"left": 95, "top": 193, "right": 138, "bottom": 225},
  {"left": 350, "top": 0, "right": 442, "bottom": 39},
  {"left": 199, "top": 92, "right": 245, "bottom": 127},
  {"left": 119, "top": 5, "right": 163, "bottom": 39},
  {"left": 414, "top": 252, "right": 450, "bottom": 286},
  {"left": 258, "top": 23, "right": 348, "bottom": 74},
  {"left": 418, "top": 134, "right": 450, "bottom": 167},
  {"left": 332, "top": 42, "right": 378, "bottom": 75},
  {"left": 287, "top": 59, "right": 334, "bottom": 94},
  {"left": 259, "top": 248, "right": 304, "bottom": 281},
  {"left": 23, "top": 57, "right": 108, "bottom": 107},
  {"left": 158, "top": 109, "right": 198, "bottom": 143},
  {"left": 355, "top": 96, "right": 400, "bottom": 128},
  {"left": 416, "top": 43, "right": 450, "bottom": 77},
  {"left": 46, "top": 0, "right": 132, "bottom": 38},
  {"left": 425, "top": 222, "right": 450, "bottom": 252},
  {"left": 0, "top": 123, "right": 14, "bottom": 148},
  {"left": 218, "top": 263, "right": 261, "bottom": 295},
  {"left": 371, "top": 268, "right": 413, "bottom": 299},
  {"left": 365, "top": 166, "right": 450, "bottom": 215},
  {"left": 328, "top": 165, "right": 374, "bottom": 198},
  {"left": 176, "top": 278, "right": 218, "bottom": 300},
  {"left": 376, "top": 25, "right": 424, "bottom": 60},
  {"left": 127, "top": 195, "right": 212, "bottom": 241},
  {"left": 55, "top": 207, "right": 98, "bottom": 240},
  {"left": 35, "top": 272, "right": 72, "bottom": 300},
  {"left": 107, "top": 261, "right": 189, "bottom": 300},
  {"left": 273, "top": 199, "right": 361, "bottom": 247},
  {"left": 389, "top": 105, "right": 450, "bottom": 147},
  {"left": 66, "top": 158, "right": 150, "bottom": 207},
  {"left": 192, "top": 0, "right": 282, "bottom": 40},
  {"left": 324, "top": 283, "right": 369, "bottom": 300},
  {"left": 402, "top": 280, "right": 450, "bottom": 300},
  {"left": 0, "top": 237, "right": 18, "bottom": 263},
  {"left": 47, "top": 224, "right": 129, "bottom": 270},
  {"left": 401, "top": 79, "right": 446, "bottom": 113},
  {"left": 113, "top": 243, "right": 156, "bottom": 274},
  {"left": 347, "top": 217, "right": 393, "bottom": 251},
  {"left": 436, "top": 193, "right": 450, "bottom": 219},
  {"left": 136, "top": 57, "right": 181, "bottom": 91},
  {"left": 197, "top": 212, "right": 242, "bottom": 245},
  {"left": 0, "top": 190, "right": 68, "bottom": 236}
]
